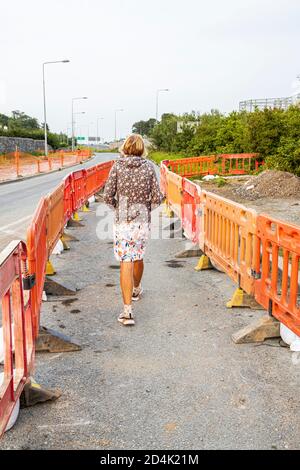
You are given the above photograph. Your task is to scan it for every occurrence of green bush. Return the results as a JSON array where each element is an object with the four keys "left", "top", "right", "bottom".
[{"left": 148, "top": 105, "right": 300, "bottom": 176}]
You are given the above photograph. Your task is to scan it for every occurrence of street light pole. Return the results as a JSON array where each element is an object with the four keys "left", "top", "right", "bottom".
[
  {"left": 42, "top": 59, "right": 70, "bottom": 156},
  {"left": 88, "top": 122, "right": 94, "bottom": 147},
  {"left": 72, "top": 96, "right": 88, "bottom": 151},
  {"left": 156, "top": 88, "right": 169, "bottom": 122},
  {"left": 97, "top": 117, "right": 104, "bottom": 146},
  {"left": 72, "top": 112, "right": 85, "bottom": 148},
  {"left": 114, "top": 109, "right": 124, "bottom": 142}
]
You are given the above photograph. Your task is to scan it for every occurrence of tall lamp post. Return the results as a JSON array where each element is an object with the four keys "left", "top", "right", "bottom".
[
  {"left": 42, "top": 59, "right": 70, "bottom": 156},
  {"left": 73, "top": 111, "right": 85, "bottom": 148},
  {"left": 156, "top": 88, "right": 169, "bottom": 122},
  {"left": 114, "top": 109, "right": 124, "bottom": 142},
  {"left": 97, "top": 117, "right": 104, "bottom": 146},
  {"left": 72, "top": 97, "right": 88, "bottom": 150}
]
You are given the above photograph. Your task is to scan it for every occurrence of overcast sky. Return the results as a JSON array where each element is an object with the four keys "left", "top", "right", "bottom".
[{"left": 1, "top": 0, "right": 300, "bottom": 141}]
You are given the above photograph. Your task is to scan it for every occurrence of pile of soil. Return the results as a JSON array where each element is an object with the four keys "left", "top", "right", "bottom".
[{"left": 234, "top": 170, "right": 300, "bottom": 200}]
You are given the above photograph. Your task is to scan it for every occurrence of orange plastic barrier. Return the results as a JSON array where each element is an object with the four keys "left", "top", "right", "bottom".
[
  {"left": 182, "top": 178, "right": 202, "bottom": 244},
  {"left": 63, "top": 174, "right": 74, "bottom": 224},
  {"left": 202, "top": 191, "right": 257, "bottom": 295},
  {"left": 1, "top": 159, "right": 116, "bottom": 437},
  {"left": 27, "top": 198, "right": 48, "bottom": 338},
  {"left": 168, "top": 156, "right": 217, "bottom": 177},
  {"left": 166, "top": 170, "right": 183, "bottom": 218},
  {"left": 167, "top": 153, "right": 260, "bottom": 178},
  {"left": 0, "top": 150, "right": 92, "bottom": 183},
  {"left": 96, "top": 161, "right": 114, "bottom": 190},
  {"left": 255, "top": 215, "right": 300, "bottom": 336},
  {"left": 0, "top": 241, "right": 35, "bottom": 436},
  {"left": 46, "top": 183, "right": 65, "bottom": 256},
  {"left": 72, "top": 169, "right": 87, "bottom": 212}
]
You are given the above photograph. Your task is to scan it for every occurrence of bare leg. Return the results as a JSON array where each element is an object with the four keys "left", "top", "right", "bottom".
[
  {"left": 133, "top": 260, "right": 144, "bottom": 288},
  {"left": 120, "top": 261, "right": 133, "bottom": 305}
]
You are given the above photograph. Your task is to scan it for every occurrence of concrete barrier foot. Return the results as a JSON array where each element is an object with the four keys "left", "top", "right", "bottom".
[
  {"left": 35, "top": 326, "right": 82, "bottom": 353},
  {"left": 194, "top": 254, "right": 213, "bottom": 271},
  {"left": 21, "top": 378, "right": 61, "bottom": 407},
  {"left": 226, "top": 287, "right": 264, "bottom": 309},
  {"left": 232, "top": 315, "right": 280, "bottom": 344},
  {"left": 44, "top": 277, "right": 77, "bottom": 296}
]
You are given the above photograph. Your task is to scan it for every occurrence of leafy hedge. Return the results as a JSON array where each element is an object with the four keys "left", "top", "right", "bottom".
[{"left": 150, "top": 106, "right": 300, "bottom": 175}]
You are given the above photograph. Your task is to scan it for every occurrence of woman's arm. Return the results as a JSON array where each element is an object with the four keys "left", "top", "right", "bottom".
[{"left": 103, "top": 163, "right": 118, "bottom": 208}]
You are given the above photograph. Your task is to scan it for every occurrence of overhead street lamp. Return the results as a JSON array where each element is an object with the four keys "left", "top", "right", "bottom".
[
  {"left": 42, "top": 59, "right": 70, "bottom": 156},
  {"left": 156, "top": 88, "right": 169, "bottom": 122},
  {"left": 97, "top": 117, "right": 104, "bottom": 146},
  {"left": 114, "top": 109, "right": 124, "bottom": 142},
  {"left": 73, "top": 111, "right": 85, "bottom": 147},
  {"left": 72, "top": 97, "right": 88, "bottom": 150}
]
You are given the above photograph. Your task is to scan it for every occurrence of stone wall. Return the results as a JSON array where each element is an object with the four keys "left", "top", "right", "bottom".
[{"left": 0, "top": 136, "right": 52, "bottom": 154}]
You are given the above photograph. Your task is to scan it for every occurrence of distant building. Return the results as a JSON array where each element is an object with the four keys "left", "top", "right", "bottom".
[{"left": 239, "top": 93, "right": 300, "bottom": 112}]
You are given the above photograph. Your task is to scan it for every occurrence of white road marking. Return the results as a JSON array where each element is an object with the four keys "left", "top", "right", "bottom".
[{"left": 0, "top": 215, "right": 32, "bottom": 233}]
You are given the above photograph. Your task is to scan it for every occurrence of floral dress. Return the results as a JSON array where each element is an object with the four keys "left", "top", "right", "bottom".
[{"left": 103, "top": 156, "right": 163, "bottom": 262}]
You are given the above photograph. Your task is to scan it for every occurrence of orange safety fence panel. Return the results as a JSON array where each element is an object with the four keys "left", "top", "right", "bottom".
[
  {"left": 182, "top": 178, "right": 202, "bottom": 245},
  {"left": 85, "top": 166, "right": 98, "bottom": 200},
  {"left": 202, "top": 191, "right": 258, "bottom": 295},
  {"left": 167, "top": 153, "right": 260, "bottom": 178},
  {"left": 166, "top": 170, "right": 183, "bottom": 218},
  {"left": 254, "top": 215, "right": 300, "bottom": 336},
  {"left": 0, "top": 241, "right": 35, "bottom": 437},
  {"left": 63, "top": 174, "right": 74, "bottom": 224},
  {"left": 72, "top": 169, "right": 87, "bottom": 212},
  {"left": 27, "top": 198, "right": 48, "bottom": 338},
  {"left": 95, "top": 161, "right": 114, "bottom": 191},
  {"left": 168, "top": 156, "right": 217, "bottom": 177},
  {"left": 46, "top": 183, "right": 65, "bottom": 256},
  {"left": 85, "top": 161, "right": 114, "bottom": 200}
]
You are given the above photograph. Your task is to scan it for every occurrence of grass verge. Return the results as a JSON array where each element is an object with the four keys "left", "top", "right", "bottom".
[{"left": 148, "top": 151, "right": 185, "bottom": 165}]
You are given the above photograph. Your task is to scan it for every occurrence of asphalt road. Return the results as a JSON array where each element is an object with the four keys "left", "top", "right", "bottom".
[{"left": 0, "top": 153, "right": 118, "bottom": 252}]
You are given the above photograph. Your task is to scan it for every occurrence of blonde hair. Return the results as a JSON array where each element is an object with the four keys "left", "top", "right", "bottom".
[{"left": 120, "top": 134, "right": 147, "bottom": 157}]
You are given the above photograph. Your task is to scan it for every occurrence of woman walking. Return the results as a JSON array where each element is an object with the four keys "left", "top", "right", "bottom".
[{"left": 104, "top": 134, "right": 163, "bottom": 326}]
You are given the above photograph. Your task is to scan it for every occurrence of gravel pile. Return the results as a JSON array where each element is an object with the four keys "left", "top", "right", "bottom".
[{"left": 234, "top": 170, "right": 300, "bottom": 200}]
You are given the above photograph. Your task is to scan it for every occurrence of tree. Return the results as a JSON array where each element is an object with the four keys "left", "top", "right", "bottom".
[
  {"left": 150, "top": 114, "right": 178, "bottom": 151},
  {"left": 10, "top": 110, "right": 40, "bottom": 130},
  {"left": 0, "top": 113, "right": 9, "bottom": 128},
  {"left": 188, "top": 110, "right": 223, "bottom": 155},
  {"left": 132, "top": 118, "right": 157, "bottom": 136}
]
